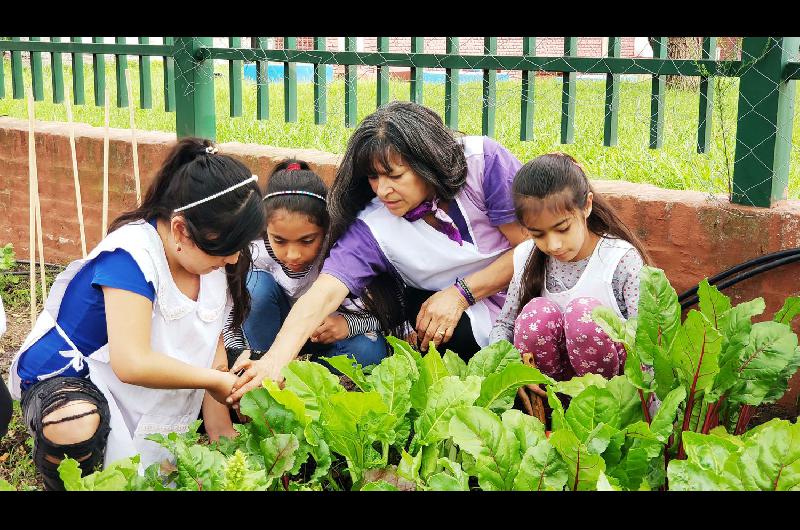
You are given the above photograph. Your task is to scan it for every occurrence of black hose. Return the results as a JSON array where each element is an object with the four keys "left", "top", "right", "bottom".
[
  {"left": 680, "top": 251, "right": 800, "bottom": 310},
  {"left": 678, "top": 247, "right": 800, "bottom": 302}
]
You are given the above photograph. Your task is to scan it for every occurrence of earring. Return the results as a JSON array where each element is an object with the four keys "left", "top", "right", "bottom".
[{"left": 177, "top": 244, "right": 182, "bottom": 252}]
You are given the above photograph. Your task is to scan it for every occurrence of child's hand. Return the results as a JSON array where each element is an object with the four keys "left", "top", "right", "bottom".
[
  {"left": 310, "top": 314, "right": 349, "bottom": 344},
  {"left": 209, "top": 370, "right": 239, "bottom": 406}
]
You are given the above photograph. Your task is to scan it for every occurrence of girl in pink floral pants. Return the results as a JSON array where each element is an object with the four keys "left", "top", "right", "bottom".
[
  {"left": 513, "top": 297, "right": 627, "bottom": 380},
  {"left": 489, "top": 153, "right": 651, "bottom": 381}
]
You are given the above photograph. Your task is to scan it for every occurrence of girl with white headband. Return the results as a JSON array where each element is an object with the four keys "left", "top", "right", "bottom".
[
  {"left": 224, "top": 159, "right": 387, "bottom": 375},
  {"left": 6, "top": 138, "right": 264, "bottom": 489}
]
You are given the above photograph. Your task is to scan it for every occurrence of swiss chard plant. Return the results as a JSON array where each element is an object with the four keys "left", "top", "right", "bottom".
[{"left": 56, "top": 266, "right": 800, "bottom": 491}]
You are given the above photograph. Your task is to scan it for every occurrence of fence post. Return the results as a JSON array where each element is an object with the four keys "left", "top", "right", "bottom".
[
  {"left": 731, "top": 37, "right": 799, "bottom": 207},
  {"left": 173, "top": 37, "right": 216, "bottom": 140}
]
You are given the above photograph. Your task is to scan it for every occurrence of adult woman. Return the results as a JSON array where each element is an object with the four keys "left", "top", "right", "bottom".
[{"left": 229, "top": 101, "right": 528, "bottom": 403}]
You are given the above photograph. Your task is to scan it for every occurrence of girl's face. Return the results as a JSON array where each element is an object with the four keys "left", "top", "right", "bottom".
[
  {"left": 520, "top": 193, "right": 596, "bottom": 263},
  {"left": 266, "top": 209, "right": 325, "bottom": 272},
  {"left": 367, "top": 151, "right": 435, "bottom": 217},
  {"left": 170, "top": 217, "right": 242, "bottom": 275}
]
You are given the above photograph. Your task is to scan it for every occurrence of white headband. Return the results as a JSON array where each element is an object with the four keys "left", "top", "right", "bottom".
[{"left": 174, "top": 175, "right": 259, "bottom": 213}]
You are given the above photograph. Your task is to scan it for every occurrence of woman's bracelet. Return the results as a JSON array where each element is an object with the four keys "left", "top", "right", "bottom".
[{"left": 454, "top": 278, "right": 476, "bottom": 306}]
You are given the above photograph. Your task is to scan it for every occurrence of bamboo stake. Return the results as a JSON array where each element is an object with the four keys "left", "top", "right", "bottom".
[
  {"left": 26, "top": 88, "right": 36, "bottom": 324},
  {"left": 64, "top": 83, "right": 87, "bottom": 258},
  {"left": 102, "top": 85, "right": 110, "bottom": 238},
  {"left": 26, "top": 91, "right": 47, "bottom": 302},
  {"left": 124, "top": 69, "right": 141, "bottom": 206}
]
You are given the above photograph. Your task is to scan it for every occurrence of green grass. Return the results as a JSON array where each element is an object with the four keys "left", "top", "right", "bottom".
[
  {"left": 2, "top": 59, "right": 800, "bottom": 200},
  {"left": 0, "top": 401, "right": 41, "bottom": 490}
]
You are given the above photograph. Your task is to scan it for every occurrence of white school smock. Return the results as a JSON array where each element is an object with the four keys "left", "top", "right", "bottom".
[
  {"left": 512, "top": 236, "right": 634, "bottom": 319},
  {"left": 7, "top": 220, "right": 230, "bottom": 469},
  {"left": 356, "top": 136, "right": 512, "bottom": 346}
]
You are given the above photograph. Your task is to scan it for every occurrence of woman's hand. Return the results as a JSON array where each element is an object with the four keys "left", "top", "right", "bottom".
[
  {"left": 415, "top": 286, "right": 469, "bottom": 351},
  {"left": 227, "top": 353, "right": 288, "bottom": 407},
  {"left": 310, "top": 314, "right": 350, "bottom": 345}
]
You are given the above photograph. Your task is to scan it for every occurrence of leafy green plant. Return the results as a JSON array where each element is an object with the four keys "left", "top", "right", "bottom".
[{"left": 55, "top": 267, "right": 800, "bottom": 491}]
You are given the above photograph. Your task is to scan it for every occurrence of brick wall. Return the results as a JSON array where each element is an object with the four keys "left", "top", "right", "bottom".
[{"left": 1, "top": 117, "right": 798, "bottom": 409}]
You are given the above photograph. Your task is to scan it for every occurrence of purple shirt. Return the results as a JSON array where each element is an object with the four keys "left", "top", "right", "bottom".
[{"left": 322, "top": 137, "right": 521, "bottom": 297}]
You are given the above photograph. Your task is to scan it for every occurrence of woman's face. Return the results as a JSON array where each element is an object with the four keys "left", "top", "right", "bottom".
[
  {"left": 520, "top": 193, "right": 595, "bottom": 263},
  {"left": 266, "top": 209, "right": 325, "bottom": 272},
  {"left": 367, "top": 151, "right": 435, "bottom": 217}
]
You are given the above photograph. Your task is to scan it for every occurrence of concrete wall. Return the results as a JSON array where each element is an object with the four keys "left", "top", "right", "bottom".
[{"left": 0, "top": 116, "right": 797, "bottom": 409}]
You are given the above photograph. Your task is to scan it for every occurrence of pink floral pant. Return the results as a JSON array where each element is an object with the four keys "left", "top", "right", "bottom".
[{"left": 513, "top": 297, "right": 627, "bottom": 381}]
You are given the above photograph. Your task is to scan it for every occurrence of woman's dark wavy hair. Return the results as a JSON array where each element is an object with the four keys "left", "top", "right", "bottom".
[
  {"left": 263, "top": 159, "right": 329, "bottom": 231},
  {"left": 513, "top": 152, "right": 652, "bottom": 310},
  {"left": 109, "top": 137, "right": 265, "bottom": 328},
  {"left": 325, "top": 101, "right": 468, "bottom": 335}
]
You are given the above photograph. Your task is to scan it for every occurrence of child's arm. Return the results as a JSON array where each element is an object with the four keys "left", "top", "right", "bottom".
[
  {"left": 613, "top": 249, "right": 645, "bottom": 318},
  {"left": 103, "top": 287, "right": 239, "bottom": 405},
  {"left": 489, "top": 266, "right": 523, "bottom": 344},
  {"left": 202, "top": 335, "right": 238, "bottom": 442},
  {"left": 228, "top": 273, "right": 350, "bottom": 403}
]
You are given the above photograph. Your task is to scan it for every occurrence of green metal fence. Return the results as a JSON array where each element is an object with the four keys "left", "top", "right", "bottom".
[{"left": 1, "top": 37, "right": 798, "bottom": 208}]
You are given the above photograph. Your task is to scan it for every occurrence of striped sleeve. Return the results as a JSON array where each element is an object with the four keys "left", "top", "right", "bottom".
[
  {"left": 222, "top": 311, "right": 249, "bottom": 350},
  {"left": 341, "top": 312, "right": 382, "bottom": 338}
]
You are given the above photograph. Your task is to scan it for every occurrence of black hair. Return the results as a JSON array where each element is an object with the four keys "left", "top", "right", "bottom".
[
  {"left": 512, "top": 152, "right": 652, "bottom": 310},
  {"left": 109, "top": 137, "right": 265, "bottom": 329},
  {"left": 325, "top": 101, "right": 468, "bottom": 335},
  {"left": 262, "top": 159, "right": 329, "bottom": 231}
]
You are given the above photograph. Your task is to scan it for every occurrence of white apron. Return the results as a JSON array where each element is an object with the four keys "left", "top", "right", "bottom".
[
  {"left": 358, "top": 137, "right": 512, "bottom": 347},
  {"left": 513, "top": 236, "right": 633, "bottom": 319},
  {"left": 7, "top": 221, "right": 230, "bottom": 469}
]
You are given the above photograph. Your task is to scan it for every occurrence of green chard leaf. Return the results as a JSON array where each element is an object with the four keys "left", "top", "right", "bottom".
[
  {"left": 634, "top": 266, "right": 681, "bottom": 365},
  {"left": 319, "top": 391, "right": 389, "bottom": 480},
  {"left": 409, "top": 345, "right": 450, "bottom": 412},
  {"left": 724, "top": 322, "right": 799, "bottom": 406},
  {"left": 413, "top": 375, "right": 482, "bottom": 448},
  {"left": 448, "top": 406, "right": 521, "bottom": 491},
  {"left": 443, "top": 349, "right": 468, "bottom": 378},
  {"left": 564, "top": 386, "right": 621, "bottom": 443},
  {"left": 361, "top": 480, "right": 400, "bottom": 491},
  {"left": 548, "top": 429, "right": 606, "bottom": 491},
  {"left": 476, "top": 363, "right": 553, "bottom": 411},
  {"left": 320, "top": 355, "right": 373, "bottom": 391},
  {"left": 592, "top": 306, "right": 634, "bottom": 352},
  {"left": 366, "top": 353, "right": 414, "bottom": 422},
  {"left": 466, "top": 340, "right": 522, "bottom": 378},
  {"left": 697, "top": 279, "right": 732, "bottom": 329},
  {"left": 649, "top": 386, "right": 687, "bottom": 442},
  {"left": 606, "top": 375, "right": 646, "bottom": 428},
  {"left": 500, "top": 410, "right": 565, "bottom": 492},
  {"left": 774, "top": 296, "right": 800, "bottom": 325},
  {"left": 731, "top": 418, "right": 800, "bottom": 491},
  {"left": 281, "top": 360, "right": 344, "bottom": 421},
  {"left": 669, "top": 310, "right": 722, "bottom": 401},
  {"left": 58, "top": 455, "right": 142, "bottom": 491},
  {"left": 712, "top": 298, "right": 766, "bottom": 400},
  {"left": 260, "top": 434, "right": 300, "bottom": 486},
  {"left": 553, "top": 372, "right": 609, "bottom": 398},
  {"left": 426, "top": 457, "right": 470, "bottom": 491},
  {"left": 546, "top": 385, "right": 567, "bottom": 432}
]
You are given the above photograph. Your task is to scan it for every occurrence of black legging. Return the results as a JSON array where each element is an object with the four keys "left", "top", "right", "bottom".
[
  {"left": 404, "top": 287, "right": 481, "bottom": 361},
  {"left": 0, "top": 378, "right": 11, "bottom": 439}
]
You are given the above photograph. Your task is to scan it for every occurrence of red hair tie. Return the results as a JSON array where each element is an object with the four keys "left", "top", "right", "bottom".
[{"left": 286, "top": 162, "right": 302, "bottom": 171}]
